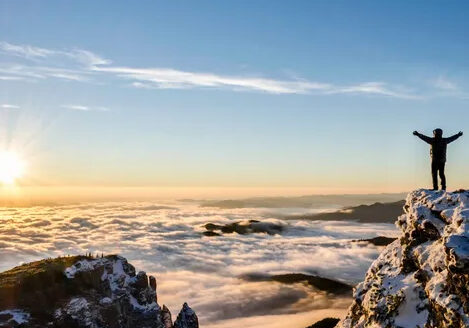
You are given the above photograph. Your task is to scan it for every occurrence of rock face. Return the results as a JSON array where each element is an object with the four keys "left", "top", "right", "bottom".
[
  {"left": 174, "top": 303, "right": 198, "bottom": 328},
  {"left": 340, "top": 189, "right": 469, "bottom": 328},
  {"left": 0, "top": 255, "right": 198, "bottom": 328}
]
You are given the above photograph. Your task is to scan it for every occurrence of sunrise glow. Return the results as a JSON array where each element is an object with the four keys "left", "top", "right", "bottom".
[{"left": 0, "top": 151, "right": 25, "bottom": 184}]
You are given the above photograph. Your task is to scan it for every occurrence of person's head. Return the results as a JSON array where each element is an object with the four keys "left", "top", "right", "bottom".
[{"left": 433, "top": 128, "right": 443, "bottom": 138}]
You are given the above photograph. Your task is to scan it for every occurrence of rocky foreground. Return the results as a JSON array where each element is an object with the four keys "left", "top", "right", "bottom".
[
  {"left": 340, "top": 189, "right": 469, "bottom": 328},
  {"left": 0, "top": 255, "right": 198, "bottom": 328}
]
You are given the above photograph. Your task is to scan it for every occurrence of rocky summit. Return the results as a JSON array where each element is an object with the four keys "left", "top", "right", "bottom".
[
  {"left": 340, "top": 189, "right": 469, "bottom": 328},
  {"left": 0, "top": 255, "right": 198, "bottom": 328}
]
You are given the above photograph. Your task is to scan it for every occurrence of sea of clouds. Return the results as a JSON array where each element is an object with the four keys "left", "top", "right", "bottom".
[{"left": 0, "top": 201, "right": 398, "bottom": 327}]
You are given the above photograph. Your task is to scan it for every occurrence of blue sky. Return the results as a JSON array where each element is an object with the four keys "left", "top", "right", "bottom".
[{"left": 0, "top": 1, "right": 469, "bottom": 195}]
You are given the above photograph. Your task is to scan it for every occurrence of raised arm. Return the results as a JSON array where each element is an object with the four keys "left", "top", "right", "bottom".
[
  {"left": 445, "top": 131, "right": 463, "bottom": 144},
  {"left": 413, "top": 131, "right": 433, "bottom": 144}
]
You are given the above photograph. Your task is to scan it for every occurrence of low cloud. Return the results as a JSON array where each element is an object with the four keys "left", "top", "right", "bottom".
[{"left": 0, "top": 201, "right": 397, "bottom": 326}]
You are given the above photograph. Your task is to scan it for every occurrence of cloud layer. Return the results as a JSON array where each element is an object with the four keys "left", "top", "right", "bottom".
[
  {"left": 0, "top": 201, "right": 397, "bottom": 327},
  {"left": 0, "top": 41, "right": 421, "bottom": 97}
]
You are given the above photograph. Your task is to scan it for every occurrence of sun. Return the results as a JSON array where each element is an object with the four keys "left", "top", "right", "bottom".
[{"left": 0, "top": 151, "right": 25, "bottom": 184}]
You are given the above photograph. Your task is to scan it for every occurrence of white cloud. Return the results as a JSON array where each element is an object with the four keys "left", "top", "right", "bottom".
[
  {"left": 432, "top": 76, "right": 459, "bottom": 91},
  {"left": 1, "top": 104, "right": 20, "bottom": 109},
  {"left": 102, "top": 66, "right": 331, "bottom": 94},
  {"left": 0, "top": 64, "right": 91, "bottom": 82},
  {"left": 95, "top": 65, "right": 416, "bottom": 97},
  {"left": 62, "top": 105, "right": 109, "bottom": 112},
  {"left": 0, "top": 41, "right": 55, "bottom": 59},
  {"left": 0, "top": 41, "right": 110, "bottom": 67},
  {"left": 0, "top": 75, "right": 25, "bottom": 81},
  {"left": 327, "top": 82, "right": 420, "bottom": 99},
  {"left": 67, "top": 49, "right": 111, "bottom": 67},
  {"left": 0, "top": 41, "right": 421, "bottom": 98}
]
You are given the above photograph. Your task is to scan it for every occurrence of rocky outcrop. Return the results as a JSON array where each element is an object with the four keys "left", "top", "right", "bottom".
[
  {"left": 306, "top": 317, "right": 340, "bottom": 328},
  {"left": 0, "top": 255, "right": 198, "bottom": 328},
  {"left": 352, "top": 236, "right": 397, "bottom": 246},
  {"left": 174, "top": 303, "right": 198, "bottom": 328},
  {"left": 340, "top": 189, "right": 469, "bottom": 328},
  {"left": 202, "top": 219, "right": 284, "bottom": 236}
]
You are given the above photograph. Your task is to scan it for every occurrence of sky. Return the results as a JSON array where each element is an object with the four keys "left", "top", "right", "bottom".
[{"left": 1, "top": 1, "right": 469, "bottom": 199}]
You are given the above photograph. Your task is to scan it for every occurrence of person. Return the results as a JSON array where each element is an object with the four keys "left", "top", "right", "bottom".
[{"left": 413, "top": 128, "right": 463, "bottom": 190}]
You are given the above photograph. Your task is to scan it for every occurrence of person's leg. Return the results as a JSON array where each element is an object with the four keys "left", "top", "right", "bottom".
[
  {"left": 431, "top": 161, "right": 438, "bottom": 190},
  {"left": 439, "top": 162, "right": 446, "bottom": 190}
]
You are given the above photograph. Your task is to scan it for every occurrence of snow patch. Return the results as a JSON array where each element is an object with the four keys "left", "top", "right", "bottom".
[{"left": 0, "top": 309, "right": 30, "bottom": 324}]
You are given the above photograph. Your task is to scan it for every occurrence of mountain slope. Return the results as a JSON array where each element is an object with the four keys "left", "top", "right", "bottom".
[{"left": 340, "top": 189, "right": 469, "bottom": 328}]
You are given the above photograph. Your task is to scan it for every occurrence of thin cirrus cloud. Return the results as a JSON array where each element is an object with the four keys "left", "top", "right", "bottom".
[
  {"left": 0, "top": 41, "right": 422, "bottom": 98},
  {"left": 429, "top": 76, "right": 469, "bottom": 99},
  {"left": 1, "top": 104, "right": 20, "bottom": 109},
  {"left": 62, "top": 104, "right": 109, "bottom": 112},
  {"left": 432, "top": 76, "right": 459, "bottom": 91}
]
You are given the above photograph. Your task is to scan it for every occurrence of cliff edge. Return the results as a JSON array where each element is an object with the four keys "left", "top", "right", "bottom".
[{"left": 340, "top": 189, "right": 469, "bottom": 328}]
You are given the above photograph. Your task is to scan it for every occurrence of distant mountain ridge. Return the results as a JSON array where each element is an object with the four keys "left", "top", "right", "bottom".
[
  {"left": 289, "top": 200, "right": 405, "bottom": 223},
  {"left": 194, "top": 193, "right": 406, "bottom": 209}
]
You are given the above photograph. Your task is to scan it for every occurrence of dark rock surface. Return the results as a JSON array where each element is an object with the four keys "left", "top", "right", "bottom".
[
  {"left": 202, "top": 219, "right": 284, "bottom": 236},
  {"left": 0, "top": 255, "right": 198, "bottom": 328},
  {"left": 352, "top": 236, "right": 397, "bottom": 246},
  {"left": 306, "top": 317, "right": 340, "bottom": 328},
  {"left": 174, "top": 303, "right": 198, "bottom": 328}
]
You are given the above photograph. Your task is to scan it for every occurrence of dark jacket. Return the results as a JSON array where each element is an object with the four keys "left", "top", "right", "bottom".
[{"left": 415, "top": 132, "right": 461, "bottom": 162}]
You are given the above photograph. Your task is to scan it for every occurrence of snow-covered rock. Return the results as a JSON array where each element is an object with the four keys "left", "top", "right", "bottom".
[
  {"left": 340, "top": 189, "right": 469, "bottom": 328},
  {"left": 0, "top": 255, "right": 198, "bottom": 328},
  {"left": 0, "top": 309, "right": 30, "bottom": 326},
  {"left": 174, "top": 303, "right": 199, "bottom": 328}
]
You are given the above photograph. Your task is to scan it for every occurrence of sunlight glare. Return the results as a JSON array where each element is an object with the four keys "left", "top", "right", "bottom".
[{"left": 0, "top": 151, "right": 25, "bottom": 184}]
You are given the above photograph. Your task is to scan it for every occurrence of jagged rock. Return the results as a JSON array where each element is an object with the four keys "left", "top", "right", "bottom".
[
  {"left": 0, "top": 255, "right": 196, "bottom": 328},
  {"left": 149, "top": 275, "right": 158, "bottom": 303},
  {"left": 161, "top": 305, "right": 173, "bottom": 328},
  {"left": 174, "top": 303, "right": 198, "bottom": 328},
  {"left": 340, "top": 189, "right": 469, "bottom": 328}
]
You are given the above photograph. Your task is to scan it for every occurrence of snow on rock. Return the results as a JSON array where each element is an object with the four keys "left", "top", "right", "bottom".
[
  {"left": 340, "top": 189, "right": 469, "bottom": 328},
  {"left": 174, "top": 303, "right": 199, "bottom": 328}
]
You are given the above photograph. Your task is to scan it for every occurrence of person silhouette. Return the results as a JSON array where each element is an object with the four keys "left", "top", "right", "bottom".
[{"left": 413, "top": 128, "right": 463, "bottom": 190}]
